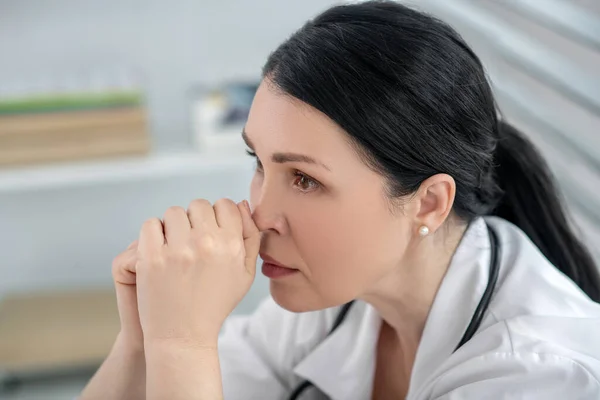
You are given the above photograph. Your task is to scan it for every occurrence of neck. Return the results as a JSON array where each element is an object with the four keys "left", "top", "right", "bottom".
[{"left": 360, "top": 222, "right": 468, "bottom": 365}]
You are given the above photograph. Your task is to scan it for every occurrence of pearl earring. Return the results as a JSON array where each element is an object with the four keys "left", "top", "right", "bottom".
[{"left": 418, "top": 225, "right": 430, "bottom": 237}]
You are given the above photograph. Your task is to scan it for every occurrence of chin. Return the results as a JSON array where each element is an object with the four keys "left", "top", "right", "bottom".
[
  {"left": 269, "top": 281, "right": 343, "bottom": 313},
  {"left": 269, "top": 282, "right": 315, "bottom": 313}
]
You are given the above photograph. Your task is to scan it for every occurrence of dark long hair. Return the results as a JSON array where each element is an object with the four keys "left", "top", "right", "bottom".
[{"left": 262, "top": 0, "right": 600, "bottom": 301}]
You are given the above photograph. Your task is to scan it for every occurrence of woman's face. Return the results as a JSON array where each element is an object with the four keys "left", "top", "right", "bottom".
[{"left": 245, "top": 80, "right": 414, "bottom": 312}]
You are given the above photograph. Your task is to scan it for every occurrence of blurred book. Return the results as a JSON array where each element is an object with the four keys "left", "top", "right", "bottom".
[{"left": 0, "top": 75, "right": 151, "bottom": 168}]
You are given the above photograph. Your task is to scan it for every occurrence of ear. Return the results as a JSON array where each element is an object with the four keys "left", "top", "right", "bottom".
[{"left": 413, "top": 174, "right": 456, "bottom": 235}]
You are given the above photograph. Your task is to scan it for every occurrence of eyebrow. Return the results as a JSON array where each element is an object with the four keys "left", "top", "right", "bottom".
[{"left": 242, "top": 129, "right": 331, "bottom": 171}]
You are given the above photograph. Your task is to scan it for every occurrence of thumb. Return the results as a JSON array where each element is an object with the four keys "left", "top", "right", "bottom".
[
  {"left": 238, "top": 200, "right": 261, "bottom": 274},
  {"left": 112, "top": 241, "right": 139, "bottom": 285}
]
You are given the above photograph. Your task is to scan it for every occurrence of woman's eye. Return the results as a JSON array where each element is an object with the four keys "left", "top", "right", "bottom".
[
  {"left": 246, "top": 149, "right": 263, "bottom": 171},
  {"left": 246, "top": 150, "right": 318, "bottom": 192},
  {"left": 293, "top": 172, "right": 320, "bottom": 192}
]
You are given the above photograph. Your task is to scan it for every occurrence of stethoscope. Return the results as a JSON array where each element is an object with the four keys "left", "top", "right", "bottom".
[{"left": 288, "top": 222, "right": 500, "bottom": 400}]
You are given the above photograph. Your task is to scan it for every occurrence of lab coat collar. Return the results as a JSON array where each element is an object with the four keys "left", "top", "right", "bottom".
[
  {"left": 293, "top": 301, "right": 382, "bottom": 400},
  {"left": 408, "top": 217, "right": 491, "bottom": 397},
  {"left": 293, "top": 218, "right": 491, "bottom": 400}
]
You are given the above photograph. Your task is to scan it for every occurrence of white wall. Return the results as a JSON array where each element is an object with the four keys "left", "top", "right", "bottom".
[{"left": 0, "top": 0, "right": 340, "bottom": 150}]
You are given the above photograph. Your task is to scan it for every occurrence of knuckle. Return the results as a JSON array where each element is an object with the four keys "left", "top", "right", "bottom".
[
  {"left": 112, "top": 249, "right": 136, "bottom": 277},
  {"left": 112, "top": 248, "right": 130, "bottom": 268},
  {"left": 196, "top": 232, "right": 217, "bottom": 253},
  {"left": 143, "top": 217, "right": 162, "bottom": 229},
  {"left": 214, "top": 198, "right": 235, "bottom": 209},
  {"left": 188, "top": 198, "right": 211, "bottom": 212},
  {"left": 164, "top": 206, "right": 186, "bottom": 218},
  {"left": 111, "top": 255, "right": 123, "bottom": 275}
]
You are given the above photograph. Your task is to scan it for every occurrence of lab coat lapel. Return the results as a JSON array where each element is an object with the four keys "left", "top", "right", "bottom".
[
  {"left": 407, "top": 218, "right": 492, "bottom": 397},
  {"left": 293, "top": 301, "right": 382, "bottom": 400}
]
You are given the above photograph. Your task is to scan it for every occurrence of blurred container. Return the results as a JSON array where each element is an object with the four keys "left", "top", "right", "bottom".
[{"left": 191, "top": 81, "right": 259, "bottom": 151}]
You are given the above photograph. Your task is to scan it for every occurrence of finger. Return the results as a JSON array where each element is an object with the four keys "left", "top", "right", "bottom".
[
  {"left": 162, "top": 206, "right": 191, "bottom": 247},
  {"left": 214, "top": 198, "right": 243, "bottom": 234},
  {"left": 112, "top": 247, "right": 138, "bottom": 285},
  {"left": 139, "top": 217, "right": 165, "bottom": 257},
  {"left": 187, "top": 199, "right": 218, "bottom": 233},
  {"left": 238, "top": 200, "right": 261, "bottom": 275},
  {"left": 127, "top": 240, "right": 139, "bottom": 250}
]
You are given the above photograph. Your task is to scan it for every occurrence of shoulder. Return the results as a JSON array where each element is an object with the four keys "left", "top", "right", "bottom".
[
  {"left": 424, "top": 218, "right": 600, "bottom": 398},
  {"left": 430, "top": 349, "right": 600, "bottom": 399},
  {"left": 427, "top": 319, "right": 600, "bottom": 399},
  {"left": 485, "top": 217, "right": 600, "bottom": 320},
  {"left": 482, "top": 218, "right": 600, "bottom": 352}
]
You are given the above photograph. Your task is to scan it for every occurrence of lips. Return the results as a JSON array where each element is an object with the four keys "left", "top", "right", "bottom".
[
  {"left": 259, "top": 253, "right": 300, "bottom": 279},
  {"left": 259, "top": 253, "right": 294, "bottom": 270}
]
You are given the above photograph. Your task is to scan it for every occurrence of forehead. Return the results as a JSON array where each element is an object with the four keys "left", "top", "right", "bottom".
[{"left": 245, "top": 81, "right": 351, "bottom": 156}]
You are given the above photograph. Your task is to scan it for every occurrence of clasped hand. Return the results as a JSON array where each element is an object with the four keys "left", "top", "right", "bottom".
[{"left": 112, "top": 198, "right": 260, "bottom": 350}]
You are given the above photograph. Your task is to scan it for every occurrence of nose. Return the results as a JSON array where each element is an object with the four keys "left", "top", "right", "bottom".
[{"left": 251, "top": 183, "right": 288, "bottom": 236}]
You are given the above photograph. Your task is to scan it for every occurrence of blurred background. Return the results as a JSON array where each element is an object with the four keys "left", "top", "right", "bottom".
[{"left": 0, "top": 0, "right": 598, "bottom": 398}]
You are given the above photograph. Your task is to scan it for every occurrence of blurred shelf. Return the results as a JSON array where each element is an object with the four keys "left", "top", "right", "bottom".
[
  {"left": 0, "top": 289, "right": 118, "bottom": 379},
  {"left": 0, "top": 145, "right": 251, "bottom": 194}
]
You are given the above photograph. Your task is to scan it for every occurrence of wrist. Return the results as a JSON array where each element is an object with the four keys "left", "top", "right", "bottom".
[
  {"left": 115, "top": 331, "right": 145, "bottom": 356},
  {"left": 144, "top": 336, "right": 219, "bottom": 355},
  {"left": 144, "top": 339, "right": 222, "bottom": 400}
]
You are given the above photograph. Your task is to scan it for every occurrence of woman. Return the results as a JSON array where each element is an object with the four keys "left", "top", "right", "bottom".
[{"left": 80, "top": 1, "right": 600, "bottom": 399}]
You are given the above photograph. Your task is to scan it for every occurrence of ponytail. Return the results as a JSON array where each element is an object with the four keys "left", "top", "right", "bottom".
[{"left": 492, "top": 121, "right": 600, "bottom": 302}]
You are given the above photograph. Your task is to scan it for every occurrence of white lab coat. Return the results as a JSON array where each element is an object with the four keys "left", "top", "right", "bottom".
[{"left": 218, "top": 217, "right": 600, "bottom": 399}]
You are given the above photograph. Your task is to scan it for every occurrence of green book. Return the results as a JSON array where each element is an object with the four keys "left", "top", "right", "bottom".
[{"left": 0, "top": 90, "right": 144, "bottom": 116}]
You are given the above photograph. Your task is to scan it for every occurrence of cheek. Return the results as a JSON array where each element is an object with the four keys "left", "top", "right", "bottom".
[{"left": 292, "top": 199, "right": 403, "bottom": 300}]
